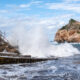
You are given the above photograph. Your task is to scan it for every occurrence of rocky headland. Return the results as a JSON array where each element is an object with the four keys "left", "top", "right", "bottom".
[{"left": 54, "top": 19, "right": 80, "bottom": 43}]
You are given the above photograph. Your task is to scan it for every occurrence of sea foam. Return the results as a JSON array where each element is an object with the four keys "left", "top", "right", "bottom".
[{"left": 7, "top": 26, "right": 80, "bottom": 58}]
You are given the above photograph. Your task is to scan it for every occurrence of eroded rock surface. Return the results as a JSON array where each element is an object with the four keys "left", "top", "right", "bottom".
[{"left": 54, "top": 19, "right": 80, "bottom": 43}]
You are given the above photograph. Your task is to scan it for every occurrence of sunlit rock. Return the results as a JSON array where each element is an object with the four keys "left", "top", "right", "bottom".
[{"left": 54, "top": 19, "right": 80, "bottom": 43}]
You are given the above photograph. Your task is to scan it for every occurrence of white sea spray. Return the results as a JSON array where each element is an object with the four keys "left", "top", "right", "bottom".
[{"left": 7, "top": 26, "right": 80, "bottom": 58}]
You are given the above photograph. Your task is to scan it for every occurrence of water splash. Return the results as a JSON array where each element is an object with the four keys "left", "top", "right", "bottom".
[{"left": 7, "top": 26, "right": 80, "bottom": 58}]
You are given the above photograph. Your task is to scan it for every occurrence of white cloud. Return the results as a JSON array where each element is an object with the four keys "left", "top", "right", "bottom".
[
  {"left": 0, "top": 13, "right": 76, "bottom": 41},
  {"left": 7, "top": 1, "right": 43, "bottom": 9},
  {"left": 0, "top": 14, "right": 73, "bottom": 30},
  {"left": 0, "top": 10, "right": 8, "bottom": 13},
  {"left": 19, "top": 1, "right": 42, "bottom": 8},
  {"left": 0, "top": 0, "right": 80, "bottom": 41},
  {"left": 4, "top": 1, "right": 43, "bottom": 13},
  {"left": 64, "top": 0, "right": 80, "bottom": 3},
  {"left": 19, "top": 4, "right": 30, "bottom": 8},
  {"left": 45, "top": 2, "right": 80, "bottom": 13}
]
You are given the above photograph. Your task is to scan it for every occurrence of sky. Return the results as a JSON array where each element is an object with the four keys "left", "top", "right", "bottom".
[{"left": 0, "top": 0, "right": 80, "bottom": 41}]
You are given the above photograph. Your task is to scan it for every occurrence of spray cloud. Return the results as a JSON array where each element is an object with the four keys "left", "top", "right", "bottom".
[{"left": 8, "top": 26, "right": 80, "bottom": 58}]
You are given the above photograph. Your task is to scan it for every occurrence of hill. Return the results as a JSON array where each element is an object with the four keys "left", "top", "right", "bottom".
[{"left": 54, "top": 19, "right": 80, "bottom": 43}]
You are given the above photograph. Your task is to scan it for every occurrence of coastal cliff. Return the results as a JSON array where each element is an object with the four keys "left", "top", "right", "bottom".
[{"left": 54, "top": 19, "right": 80, "bottom": 43}]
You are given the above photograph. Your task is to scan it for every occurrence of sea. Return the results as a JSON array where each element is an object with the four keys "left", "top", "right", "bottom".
[{"left": 0, "top": 43, "right": 80, "bottom": 80}]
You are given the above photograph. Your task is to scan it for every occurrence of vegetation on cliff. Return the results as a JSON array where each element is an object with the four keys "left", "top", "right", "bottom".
[{"left": 60, "top": 19, "right": 80, "bottom": 30}]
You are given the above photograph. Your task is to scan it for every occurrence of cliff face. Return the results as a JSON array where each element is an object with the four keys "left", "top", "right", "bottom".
[{"left": 54, "top": 19, "right": 80, "bottom": 43}]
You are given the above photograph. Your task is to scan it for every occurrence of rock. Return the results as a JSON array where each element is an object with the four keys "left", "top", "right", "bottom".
[
  {"left": 0, "top": 31, "right": 20, "bottom": 54},
  {"left": 54, "top": 19, "right": 80, "bottom": 43},
  {"left": 54, "top": 30, "right": 68, "bottom": 42}
]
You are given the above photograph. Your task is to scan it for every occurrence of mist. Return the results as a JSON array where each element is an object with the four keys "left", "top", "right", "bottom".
[{"left": 7, "top": 26, "right": 80, "bottom": 58}]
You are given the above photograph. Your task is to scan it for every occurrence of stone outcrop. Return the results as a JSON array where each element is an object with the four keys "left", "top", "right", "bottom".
[
  {"left": 0, "top": 31, "right": 20, "bottom": 54},
  {"left": 54, "top": 19, "right": 80, "bottom": 43}
]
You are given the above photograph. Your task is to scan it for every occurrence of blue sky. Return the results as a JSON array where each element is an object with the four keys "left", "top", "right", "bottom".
[{"left": 0, "top": 0, "right": 80, "bottom": 41}]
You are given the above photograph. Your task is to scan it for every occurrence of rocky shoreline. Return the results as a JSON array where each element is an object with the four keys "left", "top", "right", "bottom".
[
  {"left": 0, "top": 55, "right": 58, "bottom": 64},
  {"left": 0, "top": 31, "right": 58, "bottom": 64}
]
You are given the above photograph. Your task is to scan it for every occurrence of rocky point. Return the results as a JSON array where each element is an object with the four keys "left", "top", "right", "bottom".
[{"left": 54, "top": 19, "right": 80, "bottom": 43}]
